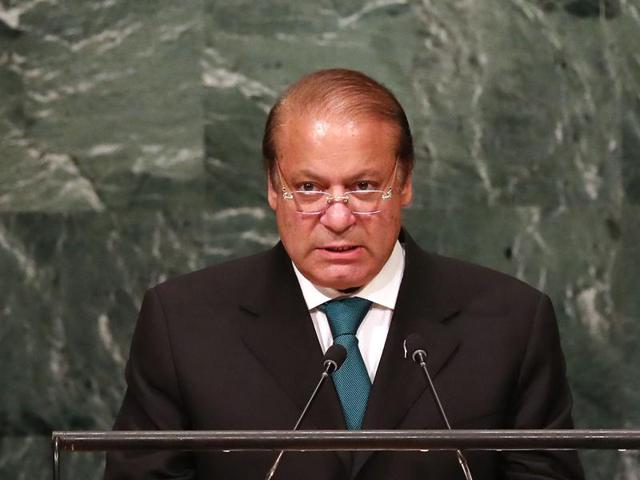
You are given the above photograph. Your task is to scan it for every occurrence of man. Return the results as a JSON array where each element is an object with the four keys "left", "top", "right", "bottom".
[{"left": 105, "top": 69, "right": 584, "bottom": 479}]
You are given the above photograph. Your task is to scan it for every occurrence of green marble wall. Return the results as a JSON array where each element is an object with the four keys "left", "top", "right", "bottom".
[{"left": 1, "top": 0, "right": 638, "bottom": 478}]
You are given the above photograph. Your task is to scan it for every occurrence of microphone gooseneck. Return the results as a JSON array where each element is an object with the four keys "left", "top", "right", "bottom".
[
  {"left": 404, "top": 334, "right": 475, "bottom": 480},
  {"left": 265, "top": 344, "right": 347, "bottom": 480}
]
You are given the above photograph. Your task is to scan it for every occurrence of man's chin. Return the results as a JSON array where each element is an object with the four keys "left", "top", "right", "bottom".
[{"left": 311, "top": 271, "right": 371, "bottom": 292}]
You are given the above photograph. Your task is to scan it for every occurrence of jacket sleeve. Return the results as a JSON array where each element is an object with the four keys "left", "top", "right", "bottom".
[
  {"left": 502, "top": 293, "right": 585, "bottom": 479},
  {"left": 104, "top": 288, "right": 196, "bottom": 479}
]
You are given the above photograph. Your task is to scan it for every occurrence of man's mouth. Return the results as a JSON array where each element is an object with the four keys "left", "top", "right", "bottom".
[{"left": 323, "top": 245, "right": 358, "bottom": 253}]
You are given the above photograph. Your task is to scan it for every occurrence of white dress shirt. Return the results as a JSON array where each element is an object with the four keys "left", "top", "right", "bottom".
[{"left": 292, "top": 241, "right": 405, "bottom": 382}]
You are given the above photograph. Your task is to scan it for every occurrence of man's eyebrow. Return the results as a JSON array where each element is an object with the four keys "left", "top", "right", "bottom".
[
  {"left": 290, "top": 168, "right": 385, "bottom": 180},
  {"left": 289, "top": 168, "right": 323, "bottom": 179}
]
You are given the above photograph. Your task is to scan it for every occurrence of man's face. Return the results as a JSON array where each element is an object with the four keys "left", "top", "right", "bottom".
[{"left": 268, "top": 113, "right": 412, "bottom": 291}]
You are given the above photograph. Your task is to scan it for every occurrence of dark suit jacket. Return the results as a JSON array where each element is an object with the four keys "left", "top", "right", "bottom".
[{"left": 105, "top": 231, "right": 584, "bottom": 479}]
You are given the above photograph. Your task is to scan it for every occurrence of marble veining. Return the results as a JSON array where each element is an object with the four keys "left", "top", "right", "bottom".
[{"left": 1, "top": 0, "right": 639, "bottom": 478}]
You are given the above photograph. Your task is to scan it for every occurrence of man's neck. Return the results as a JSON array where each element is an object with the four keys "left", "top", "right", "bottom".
[
  {"left": 292, "top": 240, "right": 406, "bottom": 311},
  {"left": 338, "top": 286, "right": 361, "bottom": 295}
]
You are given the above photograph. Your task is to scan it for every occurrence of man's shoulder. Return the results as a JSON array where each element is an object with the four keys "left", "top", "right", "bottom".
[
  {"left": 151, "top": 245, "right": 282, "bottom": 302},
  {"left": 428, "top": 251, "right": 539, "bottom": 294},
  {"left": 402, "top": 244, "right": 553, "bottom": 334},
  {"left": 405, "top": 238, "right": 546, "bottom": 313}
]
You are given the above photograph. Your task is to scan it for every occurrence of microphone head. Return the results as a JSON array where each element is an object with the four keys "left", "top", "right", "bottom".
[
  {"left": 403, "top": 333, "right": 427, "bottom": 364},
  {"left": 323, "top": 344, "right": 347, "bottom": 373}
]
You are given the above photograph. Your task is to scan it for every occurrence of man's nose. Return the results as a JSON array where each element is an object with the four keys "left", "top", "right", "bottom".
[{"left": 319, "top": 200, "right": 356, "bottom": 233}]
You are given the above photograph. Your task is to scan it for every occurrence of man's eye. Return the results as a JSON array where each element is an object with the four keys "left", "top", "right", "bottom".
[
  {"left": 300, "top": 182, "right": 318, "bottom": 192},
  {"left": 355, "top": 181, "right": 374, "bottom": 191}
]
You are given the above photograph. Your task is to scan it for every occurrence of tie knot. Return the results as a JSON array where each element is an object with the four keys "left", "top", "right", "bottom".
[{"left": 320, "top": 297, "right": 372, "bottom": 337}]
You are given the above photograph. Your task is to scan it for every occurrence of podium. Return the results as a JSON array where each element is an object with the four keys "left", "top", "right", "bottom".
[{"left": 51, "top": 429, "right": 640, "bottom": 479}]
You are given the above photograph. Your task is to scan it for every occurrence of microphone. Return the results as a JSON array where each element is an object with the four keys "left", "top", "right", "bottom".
[
  {"left": 322, "top": 344, "right": 347, "bottom": 377},
  {"left": 265, "top": 344, "right": 347, "bottom": 480},
  {"left": 403, "top": 333, "right": 474, "bottom": 480}
]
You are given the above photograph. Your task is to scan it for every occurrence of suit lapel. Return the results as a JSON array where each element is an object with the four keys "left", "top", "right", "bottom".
[
  {"left": 233, "top": 235, "right": 465, "bottom": 478},
  {"left": 351, "top": 233, "right": 462, "bottom": 478},
  {"left": 234, "top": 243, "right": 350, "bottom": 470}
]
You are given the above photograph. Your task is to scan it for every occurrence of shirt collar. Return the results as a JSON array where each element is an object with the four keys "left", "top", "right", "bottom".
[{"left": 292, "top": 240, "right": 405, "bottom": 311}]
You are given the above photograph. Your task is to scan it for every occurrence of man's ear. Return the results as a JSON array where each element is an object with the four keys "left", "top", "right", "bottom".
[
  {"left": 267, "top": 174, "right": 278, "bottom": 210},
  {"left": 399, "top": 171, "right": 413, "bottom": 207}
]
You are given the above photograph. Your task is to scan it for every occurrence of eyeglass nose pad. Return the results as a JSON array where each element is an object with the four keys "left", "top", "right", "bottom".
[
  {"left": 320, "top": 196, "right": 356, "bottom": 228},
  {"left": 327, "top": 194, "right": 350, "bottom": 205}
]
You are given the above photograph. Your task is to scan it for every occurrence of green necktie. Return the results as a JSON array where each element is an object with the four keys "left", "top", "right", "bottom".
[{"left": 319, "top": 297, "right": 373, "bottom": 430}]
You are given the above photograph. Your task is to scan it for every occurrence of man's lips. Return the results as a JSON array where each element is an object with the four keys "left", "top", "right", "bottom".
[
  {"left": 323, "top": 245, "right": 358, "bottom": 252},
  {"left": 318, "top": 245, "right": 362, "bottom": 254}
]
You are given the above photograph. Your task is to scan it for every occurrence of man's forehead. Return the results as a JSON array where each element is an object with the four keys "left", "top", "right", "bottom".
[
  {"left": 277, "top": 110, "right": 399, "bottom": 145},
  {"left": 310, "top": 118, "right": 330, "bottom": 137},
  {"left": 306, "top": 116, "right": 364, "bottom": 135}
]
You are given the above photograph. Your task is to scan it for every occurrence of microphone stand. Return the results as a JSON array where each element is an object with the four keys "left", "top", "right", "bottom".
[
  {"left": 413, "top": 350, "right": 474, "bottom": 480},
  {"left": 265, "top": 347, "right": 344, "bottom": 480},
  {"left": 402, "top": 334, "right": 474, "bottom": 480}
]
